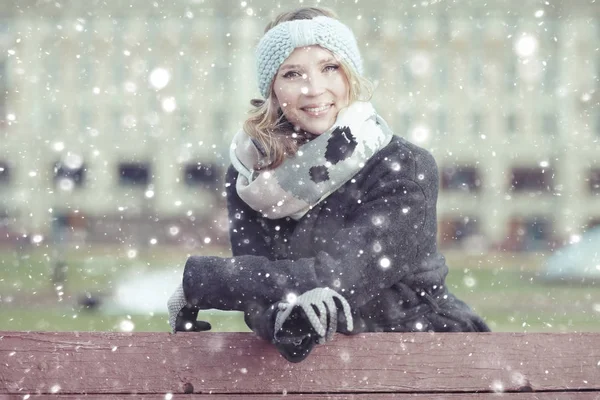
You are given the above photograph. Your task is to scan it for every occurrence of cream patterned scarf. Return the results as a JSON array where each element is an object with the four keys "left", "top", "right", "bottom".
[{"left": 229, "top": 101, "right": 394, "bottom": 220}]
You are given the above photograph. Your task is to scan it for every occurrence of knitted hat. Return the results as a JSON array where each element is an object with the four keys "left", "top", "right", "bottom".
[{"left": 256, "top": 16, "right": 363, "bottom": 98}]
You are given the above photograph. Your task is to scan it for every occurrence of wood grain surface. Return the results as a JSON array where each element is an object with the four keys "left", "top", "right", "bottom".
[{"left": 0, "top": 332, "right": 598, "bottom": 397}]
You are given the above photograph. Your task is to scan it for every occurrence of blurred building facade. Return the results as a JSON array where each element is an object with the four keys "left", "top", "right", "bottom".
[{"left": 0, "top": 0, "right": 598, "bottom": 251}]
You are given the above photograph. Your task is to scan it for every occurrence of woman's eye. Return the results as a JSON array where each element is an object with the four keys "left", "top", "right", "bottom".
[
  {"left": 283, "top": 71, "right": 300, "bottom": 79},
  {"left": 324, "top": 64, "right": 340, "bottom": 72}
]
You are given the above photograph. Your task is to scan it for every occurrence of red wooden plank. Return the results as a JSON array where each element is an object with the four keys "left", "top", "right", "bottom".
[
  {"left": 0, "top": 332, "right": 599, "bottom": 395},
  {"left": 2, "top": 394, "right": 599, "bottom": 399}
]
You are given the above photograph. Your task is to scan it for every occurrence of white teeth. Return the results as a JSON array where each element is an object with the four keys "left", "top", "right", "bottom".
[{"left": 304, "top": 105, "right": 330, "bottom": 113}]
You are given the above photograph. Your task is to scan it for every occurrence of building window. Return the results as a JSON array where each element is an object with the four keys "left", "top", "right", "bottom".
[
  {"left": 213, "top": 109, "right": 227, "bottom": 138},
  {"left": 401, "top": 112, "right": 412, "bottom": 137},
  {"left": 0, "top": 61, "right": 7, "bottom": 131},
  {"left": 505, "top": 57, "right": 517, "bottom": 92},
  {"left": 47, "top": 110, "right": 61, "bottom": 132},
  {"left": 439, "top": 216, "right": 479, "bottom": 247},
  {"left": 43, "top": 38, "right": 61, "bottom": 86},
  {"left": 524, "top": 216, "right": 552, "bottom": 244},
  {"left": 184, "top": 162, "right": 219, "bottom": 188},
  {"left": 112, "top": 19, "right": 126, "bottom": 84},
  {"left": 542, "top": 113, "right": 557, "bottom": 137},
  {"left": 79, "top": 54, "right": 93, "bottom": 87},
  {"left": 54, "top": 160, "right": 86, "bottom": 189},
  {"left": 470, "top": 113, "right": 482, "bottom": 136},
  {"left": 542, "top": 55, "right": 558, "bottom": 93},
  {"left": 541, "top": 20, "right": 559, "bottom": 93},
  {"left": 506, "top": 112, "right": 517, "bottom": 134},
  {"left": 510, "top": 167, "right": 554, "bottom": 192},
  {"left": 0, "top": 208, "right": 9, "bottom": 226},
  {"left": 80, "top": 109, "right": 91, "bottom": 132},
  {"left": 589, "top": 168, "right": 600, "bottom": 194},
  {"left": 436, "top": 54, "right": 448, "bottom": 91},
  {"left": 402, "top": 60, "right": 413, "bottom": 87},
  {"left": 504, "top": 216, "right": 553, "bottom": 251},
  {"left": 118, "top": 162, "right": 150, "bottom": 186},
  {"left": 588, "top": 218, "right": 600, "bottom": 230},
  {"left": 178, "top": 110, "right": 192, "bottom": 137},
  {"left": 0, "top": 161, "right": 10, "bottom": 184},
  {"left": 0, "top": 208, "right": 11, "bottom": 242},
  {"left": 437, "top": 110, "right": 447, "bottom": 136},
  {"left": 471, "top": 56, "right": 483, "bottom": 87},
  {"left": 112, "top": 109, "right": 122, "bottom": 140},
  {"left": 441, "top": 165, "right": 481, "bottom": 192}
]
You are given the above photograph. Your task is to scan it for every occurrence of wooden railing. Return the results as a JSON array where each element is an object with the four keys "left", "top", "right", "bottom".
[{"left": 1, "top": 331, "right": 599, "bottom": 398}]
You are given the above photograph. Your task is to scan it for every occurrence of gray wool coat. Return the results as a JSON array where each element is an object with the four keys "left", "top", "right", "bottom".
[{"left": 182, "top": 135, "right": 490, "bottom": 340}]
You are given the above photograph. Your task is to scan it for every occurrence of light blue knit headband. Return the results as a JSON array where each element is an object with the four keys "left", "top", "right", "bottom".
[{"left": 256, "top": 16, "right": 364, "bottom": 98}]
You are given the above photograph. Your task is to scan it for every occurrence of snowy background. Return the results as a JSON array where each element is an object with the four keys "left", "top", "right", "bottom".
[{"left": 0, "top": 0, "right": 598, "bottom": 332}]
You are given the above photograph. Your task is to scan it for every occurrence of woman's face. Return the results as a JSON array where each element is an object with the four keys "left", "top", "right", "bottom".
[{"left": 272, "top": 46, "right": 350, "bottom": 135}]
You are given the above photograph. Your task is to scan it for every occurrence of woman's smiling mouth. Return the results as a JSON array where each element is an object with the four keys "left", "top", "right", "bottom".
[{"left": 302, "top": 104, "right": 332, "bottom": 116}]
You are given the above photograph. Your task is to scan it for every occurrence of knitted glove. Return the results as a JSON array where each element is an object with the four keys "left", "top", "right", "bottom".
[
  {"left": 273, "top": 287, "right": 353, "bottom": 362},
  {"left": 167, "top": 283, "right": 211, "bottom": 333}
]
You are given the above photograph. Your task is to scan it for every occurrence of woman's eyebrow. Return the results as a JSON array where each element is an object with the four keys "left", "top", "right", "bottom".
[
  {"left": 318, "top": 57, "right": 337, "bottom": 65},
  {"left": 279, "top": 64, "right": 301, "bottom": 71},
  {"left": 279, "top": 58, "right": 337, "bottom": 72}
]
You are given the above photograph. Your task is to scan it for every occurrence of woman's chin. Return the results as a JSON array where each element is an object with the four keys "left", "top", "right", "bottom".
[{"left": 298, "top": 120, "right": 336, "bottom": 136}]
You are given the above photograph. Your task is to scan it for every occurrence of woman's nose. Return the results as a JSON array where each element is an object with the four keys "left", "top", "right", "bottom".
[{"left": 302, "top": 74, "right": 326, "bottom": 96}]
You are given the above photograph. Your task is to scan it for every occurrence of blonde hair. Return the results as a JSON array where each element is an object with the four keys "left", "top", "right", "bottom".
[{"left": 243, "top": 7, "right": 374, "bottom": 170}]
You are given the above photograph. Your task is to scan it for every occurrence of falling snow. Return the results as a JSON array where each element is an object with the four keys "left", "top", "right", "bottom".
[{"left": 0, "top": 2, "right": 596, "bottom": 389}]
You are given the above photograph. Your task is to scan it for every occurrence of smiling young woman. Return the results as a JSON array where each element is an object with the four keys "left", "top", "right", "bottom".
[
  {"left": 167, "top": 6, "right": 490, "bottom": 364},
  {"left": 242, "top": 7, "right": 373, "bottom": 171},
  {"left": 273, "top": 46, "right": 350, "bottom": 136}
]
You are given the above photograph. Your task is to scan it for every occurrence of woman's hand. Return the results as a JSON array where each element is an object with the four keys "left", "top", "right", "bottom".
[
  {"left": 271, "top": 287, "right": 353, "bottom": 362},
  {"left": 167, "top": 283, "right": 212, "bottom": 333},
  {"left": 274, "top": 287, "right": 353, "bottom": 344}
]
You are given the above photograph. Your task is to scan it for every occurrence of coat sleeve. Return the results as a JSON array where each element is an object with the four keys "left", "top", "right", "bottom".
[
  {"left": 224, "top": 165, "right": 275, "bottom": 259},
  {"left": 183, "top": 154, "right": 442, "bottom": 330}
]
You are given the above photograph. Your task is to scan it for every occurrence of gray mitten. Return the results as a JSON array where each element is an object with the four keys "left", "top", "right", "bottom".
[
  {"left": 167, "top": 283, "right": 211, "bottom": 333},
  {"left": 274, "top": 287, "right": 353, "bottom": 345}
]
